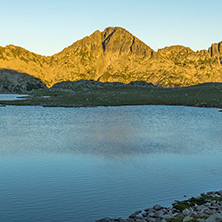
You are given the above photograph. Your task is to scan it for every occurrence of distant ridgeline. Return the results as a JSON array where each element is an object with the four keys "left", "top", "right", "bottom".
[{"left": 0, "top": 27, "right": 222, "bottom": 88}]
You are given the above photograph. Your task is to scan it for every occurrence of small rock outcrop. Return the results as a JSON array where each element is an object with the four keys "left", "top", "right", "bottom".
[{"left": 208, "top": 42, "right": 222, "bottom": 57}]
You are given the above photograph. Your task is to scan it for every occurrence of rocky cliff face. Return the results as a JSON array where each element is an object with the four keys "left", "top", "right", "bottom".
[
  {"left": 0, "top": 69, "right": 47, "bottom": 93},
  {"left": 0, "top": 27, "right": 222, "bottom": 87},
  {"left": 208, "top": 41, "right": 222, "bottom": 57}
]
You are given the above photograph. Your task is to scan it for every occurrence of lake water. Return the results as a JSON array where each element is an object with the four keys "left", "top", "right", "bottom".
[
  {"left": 1, "top": 100, "right": 222, "bottom": 221},
  {"left": 0, "top": 94, "right": 28, "bottom": 101}
]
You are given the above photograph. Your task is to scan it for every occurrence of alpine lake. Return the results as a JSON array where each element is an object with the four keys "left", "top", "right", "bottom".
[{"left": 1, "top": 95, "right": 222, "bottom": 222}]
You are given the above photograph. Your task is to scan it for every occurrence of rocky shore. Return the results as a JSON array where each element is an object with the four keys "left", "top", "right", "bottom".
[{"left": 97, "top": 190, "right": 222, "bottom": 222}]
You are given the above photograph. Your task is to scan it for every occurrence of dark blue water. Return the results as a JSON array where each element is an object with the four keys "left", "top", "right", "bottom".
[{"left": 0, "top": 102, "right": 222, "bottom": 221}]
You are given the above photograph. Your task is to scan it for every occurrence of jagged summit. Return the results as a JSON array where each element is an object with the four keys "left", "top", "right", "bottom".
[
  {"left": 0, "top": 27, "right": 222, "bottom": 87},
  {"left": 102, "top": 27, "right": 154, "bottom": 57},
  {"left": 60, "top": 26, "right": 154, "bottom": 57},
  {"left": 209, "top": 41, "right": 222, "bottom": 57}
]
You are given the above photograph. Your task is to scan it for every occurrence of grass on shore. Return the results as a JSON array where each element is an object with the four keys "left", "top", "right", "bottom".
[
  {"left": 0, "top": 82, "right": 222, "bottom": 108},
  {"left": 166, "top": 195, "right": 222, "bottom": 222},
  {"left": 166, "top": 215, "right": 208, "bottom": 222}
]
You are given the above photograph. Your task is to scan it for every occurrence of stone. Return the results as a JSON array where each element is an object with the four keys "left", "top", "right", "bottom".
[
  {"left": 182, "top": 208, "right": 191, "bottom": 215},
  {"left": 134, "top": 210, "right": 142, "bottom": 215},
  {"left": 153, "top": 210, "right": 163, "bottom": 218},
  {"left": 207, "top": 191, "right": 215, "bottom": 196},
  {"left": 204, "top": 209, "right": 214, "bottom": 215},
  {"left": 153, "top": 204, "right": 163, "bottom": 211},
  {"left": 146, "top": 218, "right": 157, "bottom": 222},
  {"left": 197, "top": 219, "right": 206, "bottom": 222},
  {"left": 162, "top": 213, "right": 174, "bottom": 219},
  {"left": 211, "top": 200, "right": 217, "bottom": 205},
  {"left": 209, "top": 205, "right": 218, "bottom": 210},
  {"left": 172, "top": 209, "right": 180, "bottom": 214},
  {"left": 148, "top": 212, "right": 155, "bottom": 217},
  {"left": 206, "top": 213, "right": 222, "bottom": 222},
  {"left": 96, "top": 217, "right": 113, "bottom": 222},
  {"left": 183, "top": 216, "right": 193, "bottom": 222},
  {"left": 128, "top": 213, "right": 137, "bottom": 218},
  {"left": 135, "top": 219, "right": 146, "bottom": 222},
  {"left": 142, "top": 213, "right": 148, "bottom": 217},
  {"left": 196, "top": 205, "right": 208, "bottom": 212},
  {"left": 216, "top": 191, "right": 222, "bottom": 196}
]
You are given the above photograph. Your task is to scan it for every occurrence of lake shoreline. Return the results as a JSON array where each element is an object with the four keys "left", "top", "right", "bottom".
[
  {"left": 97, "top": 190, "right": 222, "bottom": 222},
  {"left": 0, "top": 101, "right": 222, "bottom": 110},
  {"left": 1, "top": 82, "right": 222, "bottom": 108}
]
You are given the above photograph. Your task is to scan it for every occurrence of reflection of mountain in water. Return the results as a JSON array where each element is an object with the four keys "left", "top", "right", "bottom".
[{"left": 0, "top": 105, "right": 222, "bottom": 158}]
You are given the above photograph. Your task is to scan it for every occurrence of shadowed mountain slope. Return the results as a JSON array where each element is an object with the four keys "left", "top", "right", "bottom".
[
  {"left": 0, "top": 69, "right": 47, "bottom": 93},
  {"left": 0, "top": 27, "right": 222, "bottom": 87}
]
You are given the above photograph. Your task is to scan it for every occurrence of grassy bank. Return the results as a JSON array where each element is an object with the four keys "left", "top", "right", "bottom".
[{"left": 0, "top": 82, "right": 222, "bottom": 108}]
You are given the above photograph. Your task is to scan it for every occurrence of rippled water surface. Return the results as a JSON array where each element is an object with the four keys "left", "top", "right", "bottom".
[{"left": 1, "top": 101, "right": 222, "bottom": 221}]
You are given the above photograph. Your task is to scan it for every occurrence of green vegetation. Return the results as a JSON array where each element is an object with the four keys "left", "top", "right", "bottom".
[
  {"left": 173, "top": 196, "right": 222, "bottom": 212},
  {"left": 166, "top": 195, "right": 222, "bottom": 222},
  {"left": 166, "top": 215, "right": 208, "bottom": 222},
  {"left": 1, "top": 81, "right": 222, "bottom": 108}
]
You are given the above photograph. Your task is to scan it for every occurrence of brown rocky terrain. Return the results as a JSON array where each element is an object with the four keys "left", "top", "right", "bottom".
[{"left": 0, "top": 27, "right": 221, "bottom": 87}]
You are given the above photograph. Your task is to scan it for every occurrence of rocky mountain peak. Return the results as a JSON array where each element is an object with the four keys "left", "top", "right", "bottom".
[
  {"left": 0, "top": 27, "right": 222, "bottom": 88},
  {"left": 208, "top": 41, "right": 222, "bottom": 57},
  {"left": 101, "top": 27, "right": 154, "bottom": 58}
]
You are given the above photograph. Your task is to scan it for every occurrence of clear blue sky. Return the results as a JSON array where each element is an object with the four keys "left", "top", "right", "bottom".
[{"left": 1, "top": 0, "right": 221, "bottom": 56}]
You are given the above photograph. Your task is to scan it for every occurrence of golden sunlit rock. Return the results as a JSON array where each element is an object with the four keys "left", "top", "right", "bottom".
[{"left": 0, "top": 27, "right": 221, "bottom": 88}]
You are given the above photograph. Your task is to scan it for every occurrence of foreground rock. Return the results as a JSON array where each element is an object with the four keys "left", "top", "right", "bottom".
[
  {"left": 96, "top": 190, "right": 222, "bottom": 222},
  {"left": 0, "top": 69, "right": 47, "bottom": 93}
]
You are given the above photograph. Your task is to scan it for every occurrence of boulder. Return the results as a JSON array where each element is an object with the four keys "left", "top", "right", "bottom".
[{"left": 206, "top": 213, "right": 222, "bottom": 222}]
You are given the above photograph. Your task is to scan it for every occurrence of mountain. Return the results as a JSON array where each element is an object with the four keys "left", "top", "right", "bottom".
[
  {"left": 0, "top": 69, "right": 47, "bottom": 93},
  {"left": 0, "top": 27, "right": 222, "bottom": 87}
]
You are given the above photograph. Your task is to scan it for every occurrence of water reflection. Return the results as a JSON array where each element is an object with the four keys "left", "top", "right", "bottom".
[
  {"left": 0, "top": 105, "right": 222, "bottom": 158},
  {"left": 1, "top": 105, "right": 222, "bottom": 221}
]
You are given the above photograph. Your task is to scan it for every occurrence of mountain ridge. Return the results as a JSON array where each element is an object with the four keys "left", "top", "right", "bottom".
[{"left": 0, "top": 27, "right": 222, "bottom": 87}]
